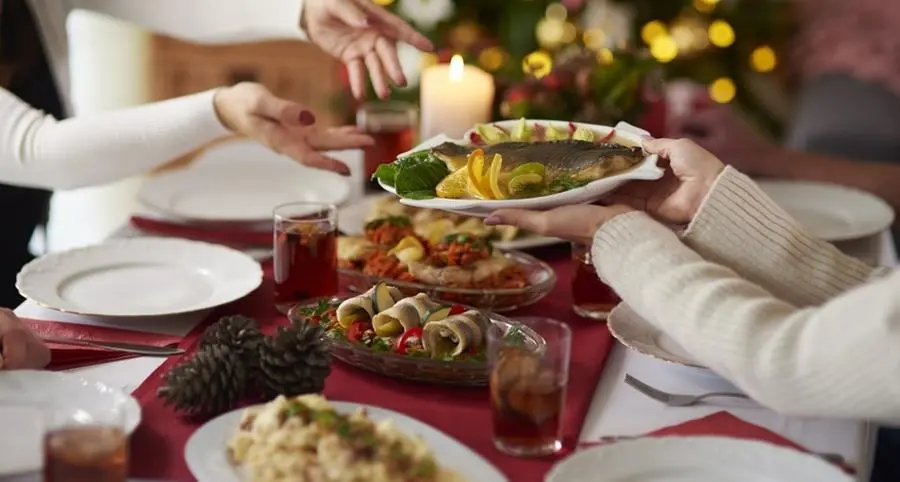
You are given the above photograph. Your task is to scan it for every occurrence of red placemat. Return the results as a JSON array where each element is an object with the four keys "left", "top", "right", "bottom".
[
  {"left": 129, "top": 251, "right": 614, "bottom": 481},
  {"left": 23, "top": 319, "right": 182, "bottom": 371},
  {"left": 130, "top": 216, "right": 270, "bottom": 246}
]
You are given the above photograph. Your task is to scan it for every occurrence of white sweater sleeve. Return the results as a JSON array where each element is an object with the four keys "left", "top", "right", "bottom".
[
  {"left": 65, "top": 0, "right": 306, "bottom": 43},
  {"left": 0, "top": 87, "right": 229, "bottom": 190},
  {"left": 592, "top": 212, "right": 900, "bottom": 422}
]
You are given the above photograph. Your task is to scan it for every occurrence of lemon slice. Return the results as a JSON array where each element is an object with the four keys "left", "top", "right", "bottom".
[
  {"left": 436, "top": 167, "right": 469, "bottom": 198},
  {"left": 511, "top": 162, "right": 546, "bottom": 178},
  {"left": 388, "top": 236, "right": 425, "bottom": 263},
  {"left": 508, "top": 173, "right": 544, "bottom": 197},
  {"left": 488, "top": 153, "right": 507, "bottom": 199},
  {"left": 466, "top": 149, "right": 493, "bottom": 199},
  {"left": 571, "top": 127, "right": 595, "bottom": 142}
]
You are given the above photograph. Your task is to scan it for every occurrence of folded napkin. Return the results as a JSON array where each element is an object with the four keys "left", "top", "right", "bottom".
[
  {"left": 579, "top": 411, "right": 855, "bottom": 474},
  {"left": 23, "top": 319, "right": 182, "bottom": 370},
  {"left": 130, "top": 216, "right": 271, "bottom": 246}
]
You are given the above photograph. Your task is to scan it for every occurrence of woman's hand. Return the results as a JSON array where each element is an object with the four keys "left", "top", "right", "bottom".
[
  {"left": 302, "top": 0, "right": 434, "bottom": 99},
  {"left": 608, "top": 138, "right": 725, "bottom": 225},
  {"left": 0, "top": 309, "right": 50, "bottom": 370},
  {"left": 214, "top": 82, "right": 374, "bottom": 175},
  {"left": 484, "top": 205, "right": 635, "bottom": 245}
]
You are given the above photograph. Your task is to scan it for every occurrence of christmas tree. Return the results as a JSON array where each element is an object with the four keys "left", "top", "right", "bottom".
[{"left": 337, "top": 0, "right": 793, "bottom": 135}]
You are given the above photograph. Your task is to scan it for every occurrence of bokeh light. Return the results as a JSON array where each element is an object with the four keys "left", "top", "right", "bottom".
[
  {"left": 522, "top": 50, "right": 554, "bottom": 79},
  {"left": 750, "top": 45, "right": 777, "bottom": 72},
  {"left": 708, "top": 20, "right": 735, "bottom": 48},
  {"left": 709, "top": 77, "right": 736, "bottom": 103}
]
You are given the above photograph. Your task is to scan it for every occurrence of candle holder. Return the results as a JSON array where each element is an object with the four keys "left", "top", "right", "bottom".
[{"left": 356, "top": 101, "right": 418, "bottom": 193}]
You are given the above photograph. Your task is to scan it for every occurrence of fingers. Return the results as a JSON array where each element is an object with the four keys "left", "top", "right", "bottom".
[
  {"left": 332, "top": 0, "right": 368, "bottom": 28},
  {"left": 289, "top": 148, "right": 352, "bottom": 176},
  {"left": 1, "top": 330, "right": 27, "bottom": 370},
  {"left": 347, "top": 59, "right": 367, "bottom": 100},
  {"left": 641, "top": 137, "right": 675, "bottom": 156},
  {"left": 484, "top": 209, "right": 547, "bottom": 234},
  {"left": 375, "top": 37, "right": 407, "bottom": 88},
  {"left": 364, "top": 52, "right": 390, "bottom": 99},
  {"left": 308, "top": 127, "right": 374, "bottom": 150},
  {"left": 249, "top": 87, "right": 314, "bottom": 126},
  {"left": 354, "top": 0, "right": 434, "bottom": 52}
]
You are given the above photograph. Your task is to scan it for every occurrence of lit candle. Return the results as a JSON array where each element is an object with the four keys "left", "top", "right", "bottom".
[{"left": 420, "top": 55, "right": 495, "bottom": 140}]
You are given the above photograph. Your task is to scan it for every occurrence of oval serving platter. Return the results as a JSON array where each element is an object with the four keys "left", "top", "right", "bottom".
[{"left": 289, "top": 296, "right": 544, "bottom": 386}]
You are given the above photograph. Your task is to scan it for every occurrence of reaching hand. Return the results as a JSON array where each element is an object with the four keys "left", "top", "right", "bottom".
[
  {"left": 607, "top": 138, "right": 725, "bottom": 226},
  {"left": 0, "top": 309, "right": 50, "bottom": 370},
  {"left": 669, "top": 103, "right": 777, "bottom": 177},
  {"left": 302, "top": 0, "right": 434, "bottom": 99},
  {"left": 214, "top": 82, "right": 374, "bottom": 175},
  {"left": 484, "top": 205, "right": 635, "bottom": 245}
]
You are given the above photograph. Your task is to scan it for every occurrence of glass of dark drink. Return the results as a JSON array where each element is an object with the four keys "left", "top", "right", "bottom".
[
  {"left": 488, "top": 317, "right": 572, "bottom": 457},
  {"left": 357, "top": 101, "right": 417, "bottom": 189},
  {"left": 571, "top": 242, "right": 621, "bottom": 320},
  {"left": 43, "top": 406, "right": 127, "bottom": 482},
  {"left": 273, "top": 202, "right": 338, "bottom": 313}
]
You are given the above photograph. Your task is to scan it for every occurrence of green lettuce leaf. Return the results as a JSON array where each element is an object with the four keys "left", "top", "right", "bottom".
[{"left": 373, "top": 150, "right": 449, "bottom": 199}]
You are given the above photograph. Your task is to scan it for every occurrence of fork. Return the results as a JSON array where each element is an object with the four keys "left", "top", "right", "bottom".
[{"left": 624, "top": 374, "right": 749, "bottom": 407}]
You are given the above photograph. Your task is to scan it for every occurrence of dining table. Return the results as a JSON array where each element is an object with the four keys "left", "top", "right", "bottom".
[{"left": 10, "top": 194, "right": 896, "bottom": 482}]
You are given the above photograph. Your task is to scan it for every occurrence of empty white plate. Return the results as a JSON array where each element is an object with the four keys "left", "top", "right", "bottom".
[
  {"left": 757, "top": 180, "right": 895, "bottom": 241},
  {"left": 185, "top": 401, "right": 507, "bottom": 482},
  {"left": 16, "top": 238, "right": 263, "bottom": 317},
  {"left": 0, "top": 370, "right": 141, "bottom": 476},
  {"left": 138, "top": 140, "right": 351, "bottom": 223},
  {"left": 608, "top": 304, "right": 705, "bottom": 369},
  {"left": 547, "top": 436, "right": 851, "bottom": 481}
]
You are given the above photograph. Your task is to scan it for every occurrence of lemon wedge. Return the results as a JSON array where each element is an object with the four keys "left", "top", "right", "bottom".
[
  {"left": 466, "top": 149, "right": 493, "bottom": 199},
  {"left": 388, "top": 236, "right": 425, "bottom": 263},
  {"left": 508, "top": 173, "right": 544, "bottom": 197},
  {"left": 436, "top": 167, "right": 469, "bottom": 198},
  {"left": 488, "top": 153, "right": 507, "bottom": 199},
  {"left": 571, "top": 127, "right": 595, "bottom": 142},
  {"left": 475, "top": 124, "right": 509, "bottom": 144}
]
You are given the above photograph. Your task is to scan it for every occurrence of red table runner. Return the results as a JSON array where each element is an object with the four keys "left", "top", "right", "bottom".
[{"left": 129, "top": 249, "right": 615, "bottom": 481}]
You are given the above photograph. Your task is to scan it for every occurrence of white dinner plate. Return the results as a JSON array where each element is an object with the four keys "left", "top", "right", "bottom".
[
  {"left": 138, "top": 140, "right": 350, "bottom": 223},
  {"left": 0, "top": 370, "right": 141, "bottom": 476},
  {"left": 379, "top": 121, "right": 663, "bottom": 217},
  {"left": 757, "top": 180, "right": 895, "bottom": 241},
  {"left": 547, "top": 436, "right": 851, "bottom": 481},
  {"left": 16, "top": 237, "right": 263, "bottom": 317},
  {"left": 608, "top": 304, "right": 706, "bottom": 369},
  {"left": 337, "top": 194, "right": 563, "bottom": 250},
  {"left": 185, "top": 401, "right": 507, "bottom": 482}
]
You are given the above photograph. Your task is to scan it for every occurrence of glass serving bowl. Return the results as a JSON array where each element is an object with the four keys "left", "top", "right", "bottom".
[
  {"left": 339, "top": 250, "right": 557, "bottom": 312},
  {"left": 288, "top": 296, "right": 545, "bottom": 386}
]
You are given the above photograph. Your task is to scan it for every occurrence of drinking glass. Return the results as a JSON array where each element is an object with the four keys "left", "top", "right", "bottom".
[
  {"left": 571, "top": 242, "right": 620, "bottom": 320},
  {"left": 488, "top": 317, "right": 572, "bottom": 457},
  {"left": 273, "top": 202, "right": 338, "bottom": 313},
  {"left": 356, "top": 101, "right": 417, "bottom": 189},
  {"left": 43, "top": 405, "right": 128, "bottom": 482}
]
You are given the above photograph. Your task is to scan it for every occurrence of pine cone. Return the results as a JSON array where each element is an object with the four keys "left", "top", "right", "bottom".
[
  {"left": 259, "top": 319, "right": 332, "bottom": 397},
  {"left": 157, "top": 345, "right": 247, "bottom": 416},
  {"left": 200, "top": 315, "right": 263, "bottom": 367}
]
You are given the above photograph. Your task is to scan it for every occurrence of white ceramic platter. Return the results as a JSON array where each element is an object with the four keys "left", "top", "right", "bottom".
[
  {"left": 185, "top": 401, "right": 507, "bottom": 482},
  {"left": 138, "top": 140, "right": 350, "bottom": 223},
  {"left": 378, "top": 121, "right": 663, "bottom": 217},
  {"left": 757, "top": 180, "right": 895, "bottom": 242},
  {"left": 337, "top": 194, "right": 562, "bottom": 250},
  {"left": 0, "top": 370, "right": 141, "bottom": 476},
  {"left": 16, "top": 237, "right": 263, "bottom": 317},
  {"left": 547, "top": 436, "right": 851, "bottom": 482},
  {"left": 607, "top": 304, "right": 706, "bottom": 369}
]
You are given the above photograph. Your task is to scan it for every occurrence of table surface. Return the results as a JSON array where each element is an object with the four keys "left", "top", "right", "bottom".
[{"left": 12, "top": 224, "right": 896, "bottom": 482}]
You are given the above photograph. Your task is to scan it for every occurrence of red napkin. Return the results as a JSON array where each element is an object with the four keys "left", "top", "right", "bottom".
[
  {"left": 130, "top": 216, "right": 271, "bottom": 247},
  {"left": 579, "top": 411, "right": 855, "bottom": 474},
  {"left": 24, "top": 319, "right": 182, "bottom": 371}
]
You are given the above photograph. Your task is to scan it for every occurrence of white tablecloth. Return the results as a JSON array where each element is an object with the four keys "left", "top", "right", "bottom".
[{"left": 13, "top": 227, "right": 896, "bottom": 482}]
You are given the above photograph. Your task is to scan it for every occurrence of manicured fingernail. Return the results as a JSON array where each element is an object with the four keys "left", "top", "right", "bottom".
[
  {"left": 484, "top": 215, "right": 500, "bottom": 225},
  {"left": 299, "top": 110, "right": 316, "bottom": 126},
  {"left": 339, "top": 164, "right": 351, "bottom": 176}
]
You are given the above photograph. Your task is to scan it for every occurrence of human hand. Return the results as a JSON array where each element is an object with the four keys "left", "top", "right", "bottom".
[
  {"left": 214, "top": 82, "right": 374, "bottom": 175},
  {"left": 484, "top": 205, "right": 635, "bottom": 245},
  {"left": 607, "top": 138, "right": 725, "bottom": 226},
  {"left": 302, "top": 0, "right": 434, "bottom": 99},
  {"left": 0, "top": 309, "right": 50, "bottom": 370},
  {"left": 669, "top": 103, "right": 778, "bottom": 176}
]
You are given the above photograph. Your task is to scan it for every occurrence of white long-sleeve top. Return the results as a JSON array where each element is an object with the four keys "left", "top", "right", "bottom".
[
  {"left": 592, "top": 167, "right": 900, "bottom": 423},
  {"left": 0, "top": 0, "right": 305, "bottom": 190}
]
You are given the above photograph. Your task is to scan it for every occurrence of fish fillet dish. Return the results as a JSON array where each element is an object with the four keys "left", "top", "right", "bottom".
[{"left": 374, "top": 118, "right": 645, "bottom": 200}]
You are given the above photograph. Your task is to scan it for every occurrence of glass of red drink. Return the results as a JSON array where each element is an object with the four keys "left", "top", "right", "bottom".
[
  {"left": 273, "top": 202, "right": 338, "bottom": 314},
  {"left": 357, "top": 101, "right": 417, "bottom": 185},
  {"left": 571, "top": 242, "right": 621, "bottom": 320},
  {"left": 488, "top": 317, "right": 571, "bottom": 457},
  {"left": 43, "top": 406, "right": 128, "bottom": 482}
]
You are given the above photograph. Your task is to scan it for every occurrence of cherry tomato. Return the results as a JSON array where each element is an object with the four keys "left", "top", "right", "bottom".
[
  {"left": 448, "top": 304, "right": 466, "bottom": 316},
  {"left": 347, "top": 322, "right": 371, "bottom": 344},
  {"left": 395, "top": 327, "right": 424, "bottom": 355}
]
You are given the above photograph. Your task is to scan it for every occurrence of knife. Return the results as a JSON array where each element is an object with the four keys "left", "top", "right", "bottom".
[{"left": 40, "top": 336, "right": 185, "bottom": 357}]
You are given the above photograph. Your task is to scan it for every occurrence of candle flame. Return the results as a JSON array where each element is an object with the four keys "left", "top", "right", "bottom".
[{"left": 449, "top": 55, "right": 464, "bottom": 81}]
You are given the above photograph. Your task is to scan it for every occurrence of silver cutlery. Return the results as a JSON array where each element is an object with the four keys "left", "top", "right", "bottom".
[
  {"left": 40, "top": 336, "right": 184, "bottom": 357},
  {"left": 624, "top": 373, "right": 749, "bottom": 407}
]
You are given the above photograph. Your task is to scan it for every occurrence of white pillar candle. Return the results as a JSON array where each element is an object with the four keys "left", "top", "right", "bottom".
[{"left": 420, "top": 55, "right": 495, "bottom": 140}]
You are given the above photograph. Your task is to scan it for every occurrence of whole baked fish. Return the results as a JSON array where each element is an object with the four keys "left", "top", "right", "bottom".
[{"left": 431, "top": 140, "right": 644, "bottom": 179}]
